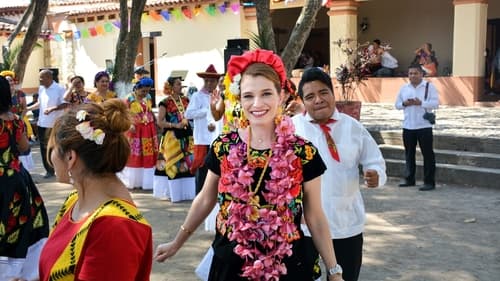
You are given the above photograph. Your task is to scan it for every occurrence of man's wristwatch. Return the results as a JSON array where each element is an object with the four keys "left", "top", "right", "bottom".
[{"left": 327, "top": 263, "right": 343, "bottom": 276}]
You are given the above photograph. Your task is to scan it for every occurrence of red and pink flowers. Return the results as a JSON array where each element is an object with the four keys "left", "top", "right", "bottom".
[{"left": 221, "top": 115, "right": 303, "bottom": 280}]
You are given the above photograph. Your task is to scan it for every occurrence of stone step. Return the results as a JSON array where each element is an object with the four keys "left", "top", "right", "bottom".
[
  {"left": 385, "top": 159, "right": 500, "bottom": 189},
  {"left": 369, "top": 130, "right": 500, "bottom": 154},
  {"left": 379, "top": 144, "right": 500, "bottom": 170}
]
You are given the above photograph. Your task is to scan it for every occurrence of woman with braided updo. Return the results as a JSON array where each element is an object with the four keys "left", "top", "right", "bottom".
[{"left": 38, "top": 99, "right": 152, "bottom": 280}]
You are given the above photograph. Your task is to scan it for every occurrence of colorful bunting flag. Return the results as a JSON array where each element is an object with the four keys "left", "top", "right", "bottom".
[
  {"left": 218, "top": 3, "right": 227, "bottom": 14},
  {"left": 74, "top": 30, "right": 81, "bottom": 39},
  {"left": 112, "top": 20, "right": 121, "bottom": 29},
  {"left": 81, "top": 29, "right": 90, "bottom": 38},
  {"left": 104, "top": 22, "right": 113, "bottom": 32},
  {"left": 182, "top": 7, "right": 193, "bottom": 19},
  {"left": 231, "top": 3, "right": 240, "bottom": 14},
  {"left": 160, "top": 10, "right": 170, "bottom": 21},
  {"left": 54, "top": 34, "right": 64, "bottom": 42},
  {"left": 150, "top": 10, "right": 162, "bottom": 21},
  {"left": 141, "top": 12, "right": 148, "bottom": 22},
  {"left": 172, "top": 8, "right": 182, "bottom": 20},
  {"left": 206, "top": 4, "right": 216, "bottom": 16},
  {"left": 194, "top": 5, "right": 201, "bottom": 16},
  {"left": 89, "top": 27, "right": 97, "bottom": 37},
  {"left": 96, "top": 25, "right": 105, "bottom": 35}
]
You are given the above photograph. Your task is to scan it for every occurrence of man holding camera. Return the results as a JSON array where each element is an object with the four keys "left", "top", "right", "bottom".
[{"left": 395, "top": 64, "right": 439, "bottom": 191}]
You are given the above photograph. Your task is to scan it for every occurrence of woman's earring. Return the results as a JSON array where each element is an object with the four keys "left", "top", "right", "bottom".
[
  {"left": 68, "top": 170, "right": 74, "bottom": 184},
  {"left": 239, "top": 111, "right": 249, "bottom": 128},
  {"left": 275, "top": 106, "right": 283, "bottom": 125}
]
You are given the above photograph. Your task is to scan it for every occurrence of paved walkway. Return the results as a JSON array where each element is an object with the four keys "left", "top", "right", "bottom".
[
  {"left": 28, "top": 103, "right": 500, "bottom": 280},
  {"left": 360, "top": 103, "right": 500, "bottom": 139}
]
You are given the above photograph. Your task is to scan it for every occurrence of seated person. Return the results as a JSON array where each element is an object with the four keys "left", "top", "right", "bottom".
[
  {"left": 413, "top": 43, "right": 438, "bottom": 76},
  {"left": 366, "top": 39, "right": 384, "bottom": 74}
]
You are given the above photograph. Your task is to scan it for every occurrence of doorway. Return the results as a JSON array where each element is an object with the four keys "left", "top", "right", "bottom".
[{"left": 486, "top": 19, "right": 500, "bottom": 95}]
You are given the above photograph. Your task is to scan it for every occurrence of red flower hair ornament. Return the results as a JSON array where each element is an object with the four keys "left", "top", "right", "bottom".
[{"left": 224, "top": 49, "right": 287, "bottom": 98}]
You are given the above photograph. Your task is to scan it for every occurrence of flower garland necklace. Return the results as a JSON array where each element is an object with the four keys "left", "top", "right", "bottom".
[{"left": 224, "top": 115, "right": 300, "bottom": 280}]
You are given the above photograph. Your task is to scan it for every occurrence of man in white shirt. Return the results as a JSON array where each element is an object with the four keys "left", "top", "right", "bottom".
[
  {"left": 185, "top": 64, "right": 223, "bottom": 193},
  {"left": 292, "top": 67, "right": 386, "bottom": 281},
  {"left": 395, "top": 64, "right": 439, "bottom": 191},
  {"left": 27, "top": 69, "right": 65, "bottom": 178}
]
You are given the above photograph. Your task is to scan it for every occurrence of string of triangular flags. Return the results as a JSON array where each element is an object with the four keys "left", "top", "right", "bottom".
[{"left": 48, "top": 2, "right": 240, "bottom": 42}]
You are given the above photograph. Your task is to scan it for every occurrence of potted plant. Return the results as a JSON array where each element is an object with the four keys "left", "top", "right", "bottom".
[{"left": 333, "top": 38, "right": 370, "bottom": 120}]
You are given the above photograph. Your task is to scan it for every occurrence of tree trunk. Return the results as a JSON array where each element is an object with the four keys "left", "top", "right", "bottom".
[
  {"left": 113, "top": 0, "right": 147, "bottom": 98},
  {"left": 2, "top": 0, "right": 35, "bottom": 65},
  {"left": 280, "top": 0, "right": 323, "bottom": 77},
  {"left": 254, "top": 0, "right": 277, "bottom": 53},
  {"left": 12, "top": 0, "right": 47, "bottom": 83}
]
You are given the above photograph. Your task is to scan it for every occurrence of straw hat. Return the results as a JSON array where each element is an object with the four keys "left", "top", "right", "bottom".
[{"left": 196, "top": 64, "right": 223, "bottom": 79}]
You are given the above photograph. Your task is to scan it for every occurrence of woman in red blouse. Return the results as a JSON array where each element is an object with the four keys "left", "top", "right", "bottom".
[{"left": 38, "top": 99, "right": 152, "bottom": 280}]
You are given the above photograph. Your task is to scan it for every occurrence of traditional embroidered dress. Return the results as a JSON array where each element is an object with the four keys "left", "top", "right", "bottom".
[
  {"left": 10, "top": 90, "right": 35, "bottom": 171},
  {"left": 85, "top": 90, "right": 117, "bottom": 104},
  {"left": 153, "top": 95, "right": 195, "bottom": 202},
  {"left": 205, "top": 129, "right": 326, "bottom": 281},
  {"left": 0, "top": 116, "right": 49, "bottom": 261},
  {"left": 67, "top": 90, "right": 90, "bottom": 105},
  {"left": 39, "top": 191, "right": 152, "bottom": 281},
  {"left": 120, "top": 93, "right": 158, "bottom": 190}
]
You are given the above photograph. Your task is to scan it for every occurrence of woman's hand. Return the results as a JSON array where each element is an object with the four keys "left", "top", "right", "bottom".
[{"left": 155, "top": 241, "right": 180, "bottom": 262}]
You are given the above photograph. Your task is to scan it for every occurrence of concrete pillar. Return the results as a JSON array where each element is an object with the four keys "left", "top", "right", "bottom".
[
  {"left": 328, "top": 0, "right": 359, "bottom": 74},
  {"left": 452, "top": 0, "right": 488, "bottom": 77}
]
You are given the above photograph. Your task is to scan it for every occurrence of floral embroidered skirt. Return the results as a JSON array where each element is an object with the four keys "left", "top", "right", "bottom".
[
  {"left": 126, "top": 122, "right": 158, "bottom": 168},
  {"left": 0, "top": 167, "right": 49, "bottom": 258}
]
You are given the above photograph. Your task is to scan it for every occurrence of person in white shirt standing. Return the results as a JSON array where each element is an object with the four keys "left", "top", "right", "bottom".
[
  {"left": 185, "top": 64, "right": 223, "bottom": 194},
  {"left": 292, "top": 67, "right": 386, "bottom": 281},
  {"left": 27, "top": 69, "right": 65, "bottom": 178},
  {"left": 395, "top": 64, "right": 439, "bottom": 191}
]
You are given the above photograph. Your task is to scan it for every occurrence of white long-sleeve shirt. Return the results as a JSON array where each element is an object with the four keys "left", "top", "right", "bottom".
[
  {"left": 37, "top": 81, "right": 65, "bottom": 128},
  {"left": 185, "top": 89, "right": 213, "bottom": 145},
  {"left": 395, "top": 80, "right": 439, "bottom": 130},
  {"left": 293, "top": 110, "right": 387, "bottom": 239}
]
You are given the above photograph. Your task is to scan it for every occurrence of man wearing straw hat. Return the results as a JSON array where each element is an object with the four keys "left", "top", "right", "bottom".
[{"left": 185, "top": 64, "right": 224, "bottom": 193}]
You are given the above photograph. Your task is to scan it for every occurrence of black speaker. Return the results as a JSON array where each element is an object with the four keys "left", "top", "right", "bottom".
[
  {"left": 227, "top": 39, "right": 249, "bottom": 50},
  {"left": 224, "top": 48, "right": 245, "bottom": 73},
  {"left": 40, "top": 67, "right": 59, "bottom": 83}
]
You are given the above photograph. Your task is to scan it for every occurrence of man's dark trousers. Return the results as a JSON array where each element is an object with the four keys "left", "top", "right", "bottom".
[{"left": 402, "top": 127, "right": 436, "bottom": 186}]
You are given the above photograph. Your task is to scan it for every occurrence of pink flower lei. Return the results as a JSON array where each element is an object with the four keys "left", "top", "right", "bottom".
[{"left": 224, "top": 115, "right": 301, "bottom": 280}]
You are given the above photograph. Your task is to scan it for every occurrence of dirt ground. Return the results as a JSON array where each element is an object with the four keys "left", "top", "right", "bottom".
[
  {"left": 26, "top": 104, "right": 500, "bottom": 280},
  {"left": 37, "top": 177, "right": 500, "bottom": 281}
]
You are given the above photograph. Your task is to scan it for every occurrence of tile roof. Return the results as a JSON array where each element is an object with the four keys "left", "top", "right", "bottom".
[
  {"left": 0, "top": 0, "right": 223, "bottom": 31},
  {"left": 0, "top": 0, "right": 221, "bottom": 16}
]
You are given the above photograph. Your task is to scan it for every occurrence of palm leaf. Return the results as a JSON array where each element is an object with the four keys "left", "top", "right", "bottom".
[{"left": 2, "top": 42, "right": 42, "bottom": 71}]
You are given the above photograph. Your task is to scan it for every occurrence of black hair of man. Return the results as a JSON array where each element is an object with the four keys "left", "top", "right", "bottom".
[
  {"left": 408, "top": 64, "right": 425, "bottom": 73},
  {"left": 297, "top": 67, "right": 334, "bottom": 98}
]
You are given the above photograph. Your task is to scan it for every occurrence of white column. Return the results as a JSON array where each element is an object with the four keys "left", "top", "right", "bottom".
[
  {"left": 328, "top": 0, "right": 359, "bottom": 74},
  {"left": 452, "top": 0, "right": 488, "bottom": 77}
]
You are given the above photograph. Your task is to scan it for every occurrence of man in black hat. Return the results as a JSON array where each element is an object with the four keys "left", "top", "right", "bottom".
[
  {"left": 133, "top": 66, "right": 156, "bottom": 106},
  {"left": 185, "top": 64, "right": 224, "bottom": 194},
  {"left": 134, "top": 66, "right": 150, "bottom": 82}
]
